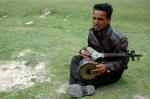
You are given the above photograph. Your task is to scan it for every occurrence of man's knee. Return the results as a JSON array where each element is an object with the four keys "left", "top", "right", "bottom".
[{"left": 71, "top": 55, "right": 83, "bottom": 63}]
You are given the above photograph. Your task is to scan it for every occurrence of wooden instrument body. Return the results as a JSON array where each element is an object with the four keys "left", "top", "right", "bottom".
[{"left": 78, "top": 58, "right": 96, "bottom": 80}]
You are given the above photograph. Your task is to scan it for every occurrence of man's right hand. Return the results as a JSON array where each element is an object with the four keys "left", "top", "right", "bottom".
[{"left": 80, "top": 50, "right": 91, "bottom": 58}]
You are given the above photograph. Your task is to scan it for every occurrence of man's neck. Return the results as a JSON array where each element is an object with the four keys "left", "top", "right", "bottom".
[
  {"left": 97, "top": 24, "right": 110, "bottom": 36},
  {"left": 98, "top": 31, "right": 102, "bottom": 36}
]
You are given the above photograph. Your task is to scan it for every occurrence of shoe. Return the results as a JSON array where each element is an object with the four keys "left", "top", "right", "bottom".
[{"left": 66, "top": 84, "right": 95, "bottom": 97}]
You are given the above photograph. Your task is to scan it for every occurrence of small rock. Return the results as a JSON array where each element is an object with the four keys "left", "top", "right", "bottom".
[
  {"left": 25, "top": 21, "right": 34, "bottom": 25},
  {"left": 3, "top": 16, "right": 8, "bottom": 18},
  {"left": 63, "top": 19, "right": 68, "bottom": 21},
  {"left": 40, "top": 8, "right": 51, "bottom": 18}
]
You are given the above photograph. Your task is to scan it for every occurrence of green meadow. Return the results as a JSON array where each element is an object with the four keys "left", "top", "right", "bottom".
[{"left": 0, "top": 0, "right": 150, "bottom": 99}]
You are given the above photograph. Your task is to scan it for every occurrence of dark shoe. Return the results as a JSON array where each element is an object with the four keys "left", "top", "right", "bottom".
[{"left": 66, "top": 84, "right": 95, "bottom": 97}]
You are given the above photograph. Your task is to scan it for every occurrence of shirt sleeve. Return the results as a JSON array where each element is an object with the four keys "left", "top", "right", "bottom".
[{"left": 104, "top": 37, "right": 129, "bottom": 73}]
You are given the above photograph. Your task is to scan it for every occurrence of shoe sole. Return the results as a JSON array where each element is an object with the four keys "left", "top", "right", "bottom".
[
  {"left": 66, "top": 84, "right": 82, "bottom": 97},
  {"left": 66, "top": 84, "right": 95, "bottom": 97}
]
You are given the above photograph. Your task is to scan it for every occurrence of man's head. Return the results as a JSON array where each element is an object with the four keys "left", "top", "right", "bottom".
[{"left": 93, "top": 3, "right": 113, "bottom": 32}]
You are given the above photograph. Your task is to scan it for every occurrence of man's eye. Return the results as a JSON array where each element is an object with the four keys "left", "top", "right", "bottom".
[{"left": 93, "top": 17, "right": 96, "bottom": 20}]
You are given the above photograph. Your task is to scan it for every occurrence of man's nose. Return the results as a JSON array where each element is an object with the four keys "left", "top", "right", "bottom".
[{"left": 94, "top": 19, "right": 99, "bottom": 24}]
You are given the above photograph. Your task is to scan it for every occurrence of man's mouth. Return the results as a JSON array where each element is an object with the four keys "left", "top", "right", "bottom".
[{"left": 94, "top": 25, "right": 100, "bottom": 29}]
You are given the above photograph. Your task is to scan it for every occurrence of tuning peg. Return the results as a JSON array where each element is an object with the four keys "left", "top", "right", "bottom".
[
  {"left": 131, "top": 57, "right": 135, "bottom": 61},
  {"left": 131, "top": 50, "right": 135, "bottom": 53}
]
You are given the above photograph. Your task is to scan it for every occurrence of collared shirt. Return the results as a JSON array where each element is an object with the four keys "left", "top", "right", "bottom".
[{"left": 86, "top": 24, "right": 129, "bottom": 72}]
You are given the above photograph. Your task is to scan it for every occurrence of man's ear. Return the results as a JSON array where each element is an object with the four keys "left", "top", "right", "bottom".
[{"left": 108, "top": 17, "right": 111, "bottom": 24}]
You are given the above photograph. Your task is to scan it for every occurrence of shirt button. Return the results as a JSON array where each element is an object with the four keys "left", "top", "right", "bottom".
[{"left": 107, "top": 70, "right": 110, "bottom": 73}]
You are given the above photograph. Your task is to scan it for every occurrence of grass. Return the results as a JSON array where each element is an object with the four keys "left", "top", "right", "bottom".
[{"left": 0, "top": 0, "right": 150, "bottom": 99}]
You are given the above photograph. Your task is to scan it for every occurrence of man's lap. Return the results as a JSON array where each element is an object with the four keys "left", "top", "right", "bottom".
[{"left": 70, "top": 55, "right": 123, "bottom": 87}]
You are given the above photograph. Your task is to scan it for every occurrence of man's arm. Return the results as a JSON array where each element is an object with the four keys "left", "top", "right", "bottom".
[
  {"left": 91, "top": 37, "right": 129, "bottom": 76},
  {"left": 104, "top": 37, "right": 129, "bottom": 73}
]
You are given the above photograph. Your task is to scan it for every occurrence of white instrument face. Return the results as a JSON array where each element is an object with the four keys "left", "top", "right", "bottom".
[{"left": 86, "top": 47, "right": 104, "bottom": 60}]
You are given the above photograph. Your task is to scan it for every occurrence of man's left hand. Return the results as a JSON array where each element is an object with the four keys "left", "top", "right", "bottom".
[{"left": 91, "top": 63, "right": 106, "bottom": 76}]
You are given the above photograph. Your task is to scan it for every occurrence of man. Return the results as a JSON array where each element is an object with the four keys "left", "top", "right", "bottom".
[{"left": 66, "top": 3, "right": 129, "bottom": 97}]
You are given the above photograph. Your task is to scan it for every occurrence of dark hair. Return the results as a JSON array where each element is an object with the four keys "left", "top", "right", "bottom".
[{"left": 93, "top": 3, "right": 113, "bottom": 19}]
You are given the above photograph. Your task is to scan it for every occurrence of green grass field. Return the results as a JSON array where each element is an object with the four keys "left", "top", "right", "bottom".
[{"left": 0, "top": 0, "right": 150, "bottom": 99}]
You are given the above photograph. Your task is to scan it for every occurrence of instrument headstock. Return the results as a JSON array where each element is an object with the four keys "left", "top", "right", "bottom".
[{"left": 127, "top": 50, "right": 142, "bottom": 61}]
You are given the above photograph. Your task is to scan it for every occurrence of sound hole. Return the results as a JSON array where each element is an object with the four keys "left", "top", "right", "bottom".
[{"left": 86, "top": 69, "right": 91, "bottom": 74}]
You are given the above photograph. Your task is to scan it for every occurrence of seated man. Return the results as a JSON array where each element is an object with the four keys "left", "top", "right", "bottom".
[{"left": 66, "top": 3, "right": 129, "bottom": 97}]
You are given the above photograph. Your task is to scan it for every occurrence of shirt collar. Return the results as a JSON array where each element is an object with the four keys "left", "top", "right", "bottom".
[
  {"left": 92, "top": 24, "right": 111, "bottom": 38},
  {"left": 100, "top": 24, "right": 110, "bottom": 37}
]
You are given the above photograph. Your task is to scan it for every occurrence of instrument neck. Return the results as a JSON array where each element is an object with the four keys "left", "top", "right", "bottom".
[{"left": 103, "top": 53, "right": 127, "bottom": 58}]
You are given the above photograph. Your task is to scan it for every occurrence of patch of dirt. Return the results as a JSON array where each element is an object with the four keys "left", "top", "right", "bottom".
[
  {"left": 56, "top": 83, "right": 68, "bottom": 93},
  {"left": 0, "top": 61, "right": 50, "bottom": 92},
  {"left": 133, "top": 95, "right": 149, "bottom": 99},
  {"left": 12, "top": 49, "right": 45, "bottom": 58},
  {"left": 13, "top": 27, "right": 25, "bottom": 31},
  {"left": 40, "top": 8, "right": 51, "bottom": 18},
  {"left": 17, "top": 49, "right": 33, "bottom": 57}
]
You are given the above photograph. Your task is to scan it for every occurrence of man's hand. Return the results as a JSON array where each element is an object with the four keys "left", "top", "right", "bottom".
[
  {"left": 91, "top": 63, "right": 106, "bottom": 76},
  {"left": 80, "top": 50, "right": 91, "bottom": 58}
]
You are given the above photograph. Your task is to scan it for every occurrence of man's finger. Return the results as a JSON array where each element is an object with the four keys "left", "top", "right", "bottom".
[
  {"left": 82, "top": 52, "right": 91, "bottom": 57},
  {"left": 91, "top": 69, "right": 103, "bottom": 74},
  {"left": 93, "top": 73, "right": 101, "bottom": 76},
  {"left": 94, "top": 62, "right": 99, "bottom": 65},
  {"left": 85, "top": 51, "right": 91, "bottom": 57}
]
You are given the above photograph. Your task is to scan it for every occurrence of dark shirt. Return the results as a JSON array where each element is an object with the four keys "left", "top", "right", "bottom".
[{"left": 82, "top": 24, "right": 129, "bottom": 73}]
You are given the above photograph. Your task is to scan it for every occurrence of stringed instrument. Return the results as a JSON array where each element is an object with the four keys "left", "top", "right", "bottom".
[{"left": 78, "top": 47, "right": 142, "bottom": 80}]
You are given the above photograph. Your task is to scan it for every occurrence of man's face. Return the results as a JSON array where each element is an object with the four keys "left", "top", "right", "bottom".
[{"left": 93, "top": 10, "right": 111, "bottom": 31}]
